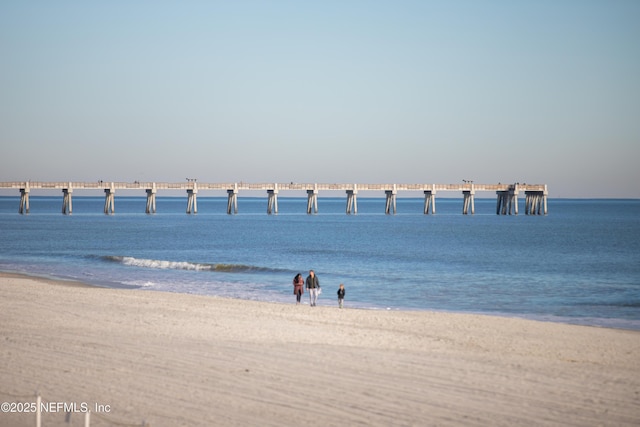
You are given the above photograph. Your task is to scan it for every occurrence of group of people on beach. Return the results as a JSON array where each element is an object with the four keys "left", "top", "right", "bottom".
[{"left": 293, "top": 270, "right": 345, "bottom": 308}]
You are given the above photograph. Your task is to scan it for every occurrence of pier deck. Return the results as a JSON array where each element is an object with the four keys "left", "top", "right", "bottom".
[
  {"left": 0, "top": 181, "right": 548, "bottom": 216},
  {"left": 0, "top": 181, "right": 545, "bottom": 192}
]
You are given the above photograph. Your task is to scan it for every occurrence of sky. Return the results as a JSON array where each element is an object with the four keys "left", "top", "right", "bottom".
[{"left": 1, "top": 0, "right": 639, "bottom": 198}]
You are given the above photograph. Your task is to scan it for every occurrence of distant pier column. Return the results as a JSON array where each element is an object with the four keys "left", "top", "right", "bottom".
[
  {"left": 496, "top": 191, "right": 507, "bottom": 215},
  {"left": 19, "top": 183, "right": 30, "bottom": 214},
  {"left": 267, "top": 184, "right": 279, "bottom": 215},
  {"left": 146, "top": 183, "right": 157, "bottom": 214},
  {"left": 525, "top": 192, "right": 537, "bottom": 215},
  {"left": 346, "top": 185, "right": 358, "bottom": 215},
  {"left": 104, "top": 183, "right": 115, "bottom": 215},
  {"left": 462, "top": 187, "right": 475, "bottom": 215},
  {"left": 496, "top": 184, "right": 520, "bottom": 215},
  {"left": 423, "top": 186, "right": 436, "bottom": 214},
  {"left": 62, "top": 185, "right": 73, "bottom": 215},
  {"left": 385, "top": 185, "right": 397, "bottom": 215},
  {"left": 525, "top": 185, "right": 548, "bottom": 215},
  {"left": 227, "top": 183, "right": 238, "bottom": 215},
  {"left": 307, "top": 184, "right": 318, "bottom": 214},
  {"left": 186, "top": 182, "right": 198, "bottom": 214}
]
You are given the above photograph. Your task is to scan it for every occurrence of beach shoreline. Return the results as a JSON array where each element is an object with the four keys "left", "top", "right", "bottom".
[
  {"left": 1, "top": 272, "right": 639, "bottom": 426},
  {"left": 4, "top": 269, "right": 638, "bottom": 332}
]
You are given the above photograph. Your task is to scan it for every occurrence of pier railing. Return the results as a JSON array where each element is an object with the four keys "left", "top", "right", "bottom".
[{"left": 0, "top": 181, "right": 548, "bottom": 216}]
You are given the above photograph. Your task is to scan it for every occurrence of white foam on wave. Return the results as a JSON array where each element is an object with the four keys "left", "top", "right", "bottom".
[
  {"left": 121, "top": 279, "right": 156, "bottom": 288},
  {"left": 120, "top": 257, "right": 208, "bottom": 271}
]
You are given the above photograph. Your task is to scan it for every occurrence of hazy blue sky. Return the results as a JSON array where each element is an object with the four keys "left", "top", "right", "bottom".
[{"left": 1, "top": 1, "right": 639, "bottom": 197}]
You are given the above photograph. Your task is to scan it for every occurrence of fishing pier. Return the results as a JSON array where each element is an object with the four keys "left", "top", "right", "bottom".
[{"left": 1, "top": 181, "right": 548, "bottom": 216}]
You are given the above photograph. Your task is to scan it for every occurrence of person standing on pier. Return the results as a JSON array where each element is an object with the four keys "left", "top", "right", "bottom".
[
  {"left": 306, "top": 270, "right": 320, "bottom": 307},
  {"left": 293, "top": 273, "right": 304, "bottom": 304}
]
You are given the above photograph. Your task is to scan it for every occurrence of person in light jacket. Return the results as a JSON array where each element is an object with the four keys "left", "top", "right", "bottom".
[{"left": 306, "top": 270, "right": 320, "bottom": 307}]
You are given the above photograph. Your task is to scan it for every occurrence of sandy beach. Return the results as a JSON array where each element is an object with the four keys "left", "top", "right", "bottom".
[{"left": 0, "top": 272, "right": 638, "bottom": 427}]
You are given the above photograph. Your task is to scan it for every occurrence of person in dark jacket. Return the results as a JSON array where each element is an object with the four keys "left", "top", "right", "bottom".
[
  {"left": 305, "top": 270, "right": 320, "bottom": 307},
  {"left": 337, "top": 283, "right": 345, "bottom": 308},
  {"left": 293, "top": 273, "right": 304, "bottom": 304}
]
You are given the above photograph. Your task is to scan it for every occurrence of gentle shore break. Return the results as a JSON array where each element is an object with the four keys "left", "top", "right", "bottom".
[{"left": 0, "top": 272, "right": 638, "bottom": 426}]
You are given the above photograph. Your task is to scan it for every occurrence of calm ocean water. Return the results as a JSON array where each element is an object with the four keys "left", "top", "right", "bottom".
[{"left": 1, "top": 196, "right": 639, "bottom": 330}]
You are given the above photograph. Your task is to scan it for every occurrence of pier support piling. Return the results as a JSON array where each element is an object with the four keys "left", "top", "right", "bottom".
[
  {"left": 307, "top": 185, "right": 318, "bottom": 214},
  {"left": 346, "top": 185, "right": 358, "bottom": 215},
  {"left": 525, "top": 186, "right": 548, "bottom": 215},
  {"left": 103, "top": 184, "right": 115, "bottom": 215},
  {"left": 18, "top": 182, "right": 29, "bottom": 215},
  {"left": 496, "top": 191, "right": 507, "bottom": 215},
  {"left": 62, "top": 186, "right": 73, "bottom": 215},
  {"left": 462, "top": 189, "right": 475, "bottom": 215},
  {"left": 186, "top": 182, "right": 198, "bottom": 214},
  {"left": 267, "top": 184, "right": 279, "bottom": 215},
  {"left": 385, "top": 185, "right": 397, "bottom": 215},
  {"left": 146, "top": 183, "right": 157, "bottom": 214},
  {"left": 227, "top": 183, "right": 238, "bottom": 215},
  {"left": 423, "top": 187, "right": 436, "bottom": 214},
  {"left": 19, "top": 184, "right": 30, "bottom": 214},
  {"left": 496, "top": 184, "right": 520, "bottom": 215}
]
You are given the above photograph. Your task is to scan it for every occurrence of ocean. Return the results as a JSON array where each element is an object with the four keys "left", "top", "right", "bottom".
[{"left": 1, "top": 196, "right": 639, "bottom": 330}]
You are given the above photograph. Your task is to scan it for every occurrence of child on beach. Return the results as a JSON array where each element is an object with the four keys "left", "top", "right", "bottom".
[{"left": 337, "top": 283, "right": 345, "bottom": 308}]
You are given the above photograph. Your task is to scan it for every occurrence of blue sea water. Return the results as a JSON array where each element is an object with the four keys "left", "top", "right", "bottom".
[{"left": 1, "top": 196, "right": 639, "bottom": 330}]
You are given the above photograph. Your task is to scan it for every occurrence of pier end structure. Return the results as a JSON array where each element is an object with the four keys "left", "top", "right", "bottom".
[{"left": 525, "top": 184, "right": 548, "bottom": 215}]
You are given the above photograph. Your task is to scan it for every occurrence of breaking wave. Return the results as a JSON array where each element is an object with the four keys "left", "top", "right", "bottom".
[{"left": 101, "top": 256, "right": 278, "bottom": 273}]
